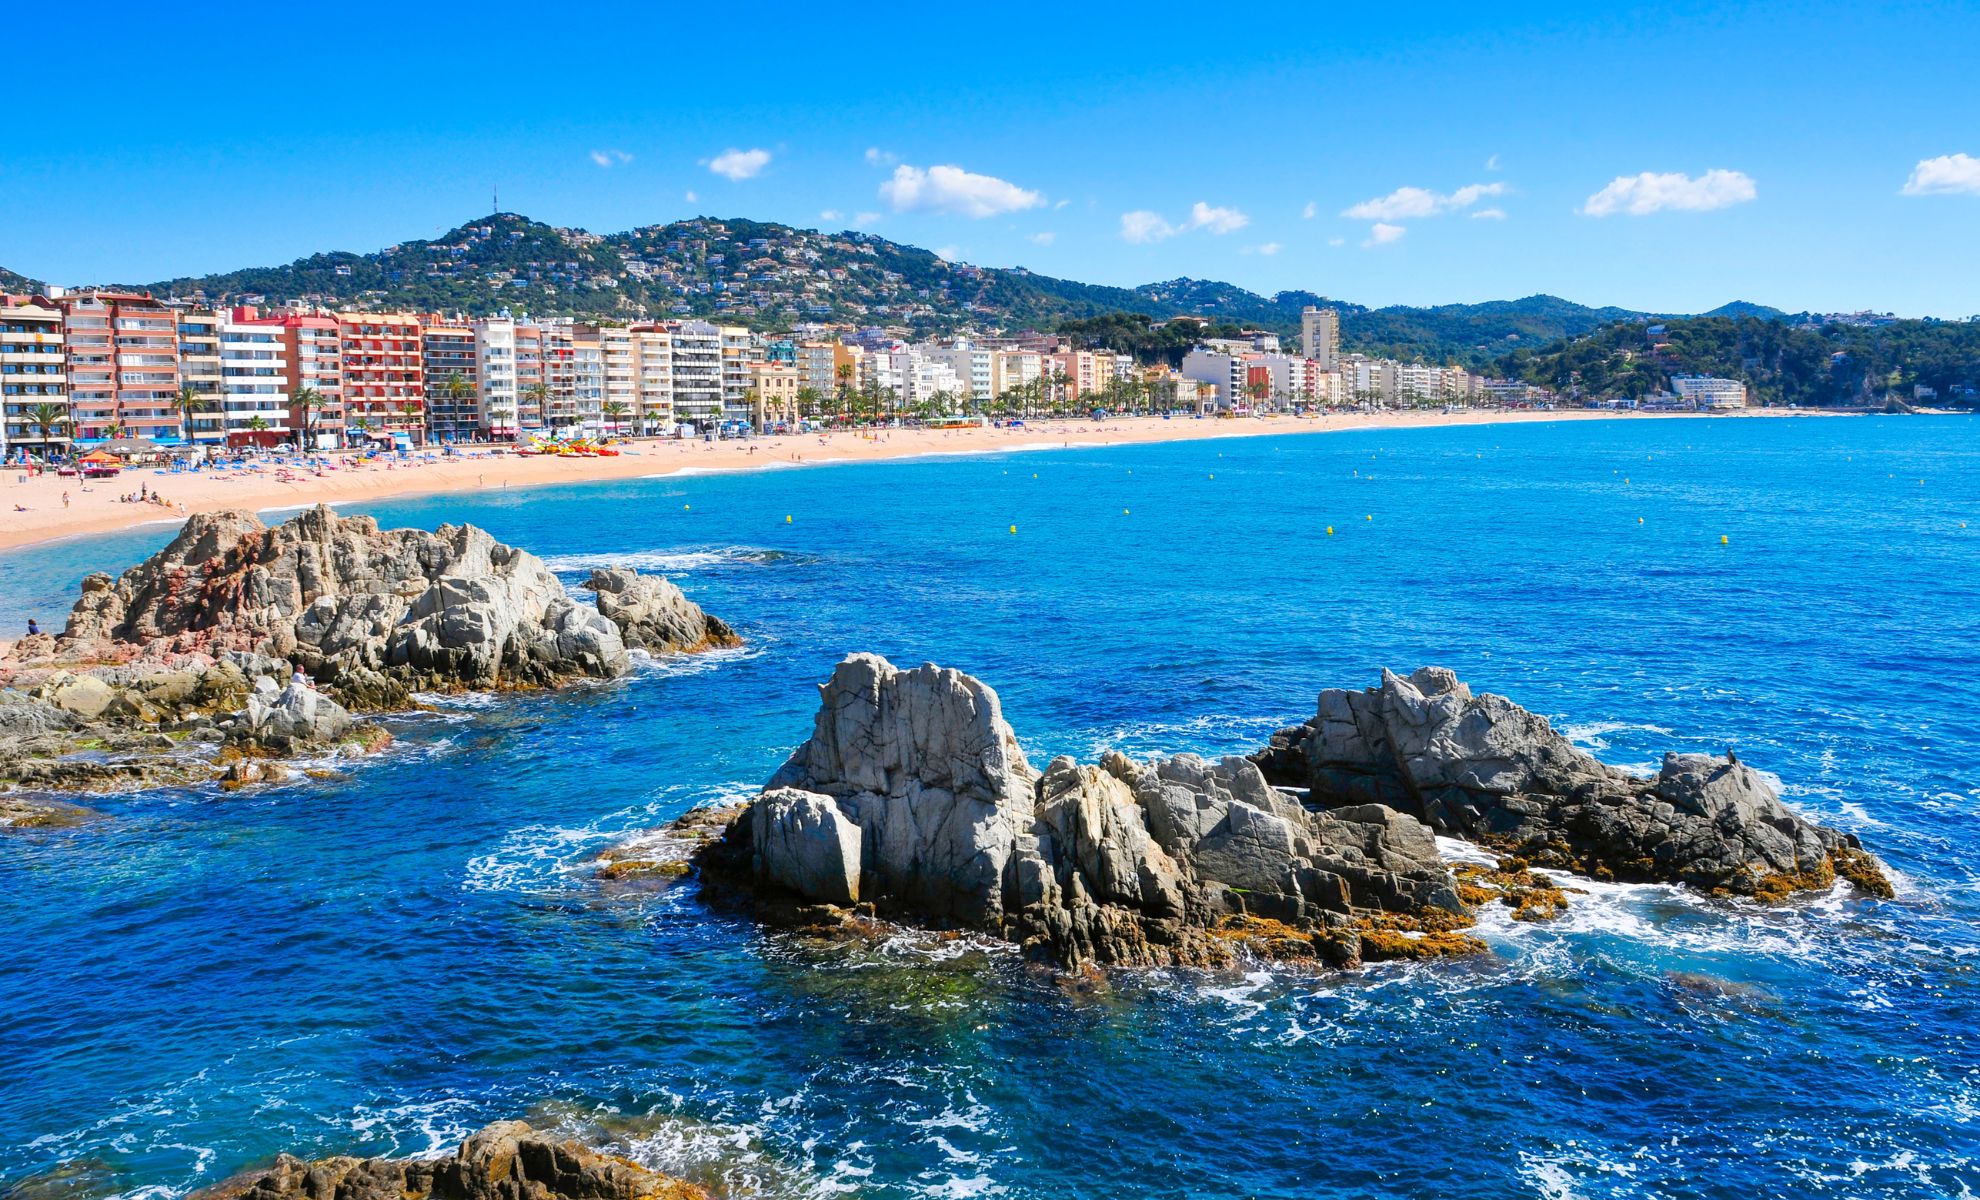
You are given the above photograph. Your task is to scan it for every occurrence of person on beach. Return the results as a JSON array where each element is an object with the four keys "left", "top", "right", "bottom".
[
  {"left": 291, "top": 663, "right": 309, "bottom": 688},
  {"left": 61, "top": 491, "right": 69, "bottom": 508},
  {"left": 26, "top": 619, "right": 39, "bottom": 637}
]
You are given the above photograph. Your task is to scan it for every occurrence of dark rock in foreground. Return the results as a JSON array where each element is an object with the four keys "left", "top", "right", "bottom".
[
  {"left": 689, "top": 654, "right": 1478, "bottom": 969},
  {"left": 0, "top": 505, "right": 736, "bottom": 802},
  {"left": 1253, "top": 667, "right": 1892, "bottom": 901},
  {"left": 194, "top": 1120, "right": 707, "bottom": 1200},
  {"left": 671, "top": 656, "right": 1891, "bottom": 972}
]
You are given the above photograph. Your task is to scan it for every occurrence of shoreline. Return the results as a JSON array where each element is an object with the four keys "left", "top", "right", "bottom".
[{"left": 0, "top": 408, "right": 1823, "bottom": 553}]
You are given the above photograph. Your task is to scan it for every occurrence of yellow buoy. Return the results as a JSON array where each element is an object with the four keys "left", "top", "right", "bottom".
[
  {"left": 1209, "top": 473, "right": 1215, "bottom": 479},
  {"left": 1625, "top": 477, "right": 1630, "bottom": 483},
  {"left": 785, "top": 515, "right": 792, "bottom": 523},
  {"left": 1638, "top": 517, "right": 1644, "bottom": 524},
  {"left": 1720, "top": 535, "right": 1729, "bottom": 545},
  {"left": 683, "top": 504, "right": 690, "bottom": 510},
  {"left": 1009, "top": 524, "right": 1017, "bottom": 534},
  {"left": 1365, "top": 514, "right": 1373, "bottom": 521},
  {"left": 1123, "top": 509, "right": 1130, "bottom": 515},
  {"left": 1327, "top": 526, "right": 1334, "bottom": 535}
]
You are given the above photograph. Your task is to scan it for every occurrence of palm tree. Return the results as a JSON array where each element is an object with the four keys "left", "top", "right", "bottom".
[
  {"left": 398, "top": 399, "right": 422, "bottom": 445},
  {"left": 795, "top": 386, "right": 821, "bottom": 422},
  {"left": 25, "top": 402, "right": 68, "bottom": 457},
  {"left": 601, "top": 399, "right": 630, "bottom": 436},
  {"left": 739, "top": 387, "right": 762, "bottom": 432},
  {"left": 291, "top": 385, "right": 325, "bottom": 447},
  {"left": 834, "top": 362, "right": 854, "bottom": 417},
  {"left": 247, "top": 415, "right": 268, "bottom": 433},
  {"left": 173, "top": 384, "right": 207, "bottom": 444},
  {"left": 440, "top": 372, "right": 473, "bottom": 442}
]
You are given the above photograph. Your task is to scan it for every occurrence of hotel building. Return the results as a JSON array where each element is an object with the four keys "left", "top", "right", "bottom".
[{"left": 0, "top": 295, "right": 69, "bottom": 457}]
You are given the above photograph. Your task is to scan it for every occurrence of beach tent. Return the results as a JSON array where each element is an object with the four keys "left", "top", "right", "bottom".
[{"left": 78, "top": 450, "right": 120, "bottom": 465}]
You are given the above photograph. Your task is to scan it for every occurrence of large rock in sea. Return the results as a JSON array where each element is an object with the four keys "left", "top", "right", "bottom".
[
  {"left": 1253, "top": 666, "right": 1892, "bottom": 901},
  {"left": 193, "top": 1120, "right": 707, "bottom": 1200},
  {"left": 17, "top": 504, "right": 735, "bottom": 710},
  {"left": 695, "top": 654, "right": 1466, "bottom": 968},
  {"left": 0, "top": 506, "right": 737, "bottom": 798}
]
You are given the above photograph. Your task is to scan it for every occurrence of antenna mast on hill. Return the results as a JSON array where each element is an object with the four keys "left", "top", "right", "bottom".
[{"left": 492, "top": 185, "right": 499, "bottom": 215}]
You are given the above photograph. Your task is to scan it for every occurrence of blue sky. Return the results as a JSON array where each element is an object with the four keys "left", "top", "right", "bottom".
[{"left": 6, "top": 0, "right": 1978, "bottom": 316}]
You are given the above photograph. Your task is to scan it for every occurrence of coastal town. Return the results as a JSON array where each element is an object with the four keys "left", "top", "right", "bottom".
[{"left": 0, "top": 282, "right": 1754, "bottom": 461}]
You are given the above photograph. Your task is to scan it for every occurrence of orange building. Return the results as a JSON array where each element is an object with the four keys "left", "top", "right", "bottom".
[
  {"left": 57, "top": 291, "right": 181, "bottom": 442},
  {"left": 336, "top": 312, "right": 424, "bottom": 443}
]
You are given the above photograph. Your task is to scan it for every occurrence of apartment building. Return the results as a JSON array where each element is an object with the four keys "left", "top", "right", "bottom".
[
  {"left": 1180, "top": 348, "right": 1250, "bottom": 409},
  {"left": 920, "top": 343, "right": 994, "bottom": 401},
  {"left": 217, "top": 311, "right": 290, "bottom": 438},
  {"left": 629, "top": 327, "right": 672, "bottom": 435},
  {"left": 276, "top": 311, "right": 344, "bottom": 448},
  {"left": 514, "top": 322, "right": 544, "bottom": 432},
  {"left": 337, "top": 312, "right": 424, "bottom": 442},
  {"left": 718, "top": 325, "right": 760, "bottom": 423},
  {"left": 597, "top": 325, "right": 637, "bottom": 433},
  {"left": 541, "top": 322, "right": 604, "bottom": 435},
  {"left": 0, "top": 296, "right": 68, "bottom": 458},
  {"left": 473, "top": 318, "right": 520, "bottom": 439},
  {"left": 421, "top": 319, "right": 479, "bottom": 441},
  {"left": 991, "top": 349, "right": 1043, "bottom": 399},
  {"left": 1300, "top": 306, "right": 1340, "bottom": 369},
  {"left": 667, "top": 320, "right": 723, "bottom": 428},
  {"left": 173, "top": 307, "right": 225, "bottom": 444},
  {"left": 59, "top": 291, "right": 181, "bottom": 441},
  {"left": 748, "top": 362, "right": 801, "bottom": 427}
]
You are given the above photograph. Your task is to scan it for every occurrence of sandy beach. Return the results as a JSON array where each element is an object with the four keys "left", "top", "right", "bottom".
[{"left": 0, "top": 408, "right": 1813, "bottom": 553}]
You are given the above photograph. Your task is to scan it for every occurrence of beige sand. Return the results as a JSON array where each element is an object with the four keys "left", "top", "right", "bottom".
[{"left": 0, "top": 408, "right": 1812, "bottom": 553}]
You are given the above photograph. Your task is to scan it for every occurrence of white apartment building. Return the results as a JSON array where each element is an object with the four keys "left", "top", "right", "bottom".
[
  {"left": 921, "top": 344, "right": 995, "bottom": 401},
  {"left": 599, "top": 326, "right": 638, "bottom": 433},
  {"left": 1672, "top": 374, "right": 1748, "bottom": 409},
  {"left": 992, "top": 350, "right": 1043, "bottom": 399},
  {"left": 1181, "top": 349, "right": 1250, "bottom": 409},
  {"left": 218, "top": 317, "right": 291, "bottom": 436},
  {"left": 473, "top": 318, "right": 520, "bottom": 438},
  {"left": 719, "top": 325, "right": 759, "bottom": 424},
  {"left": 0, "top": 297, "right": 67, "bottom": 458},
  {"left": 1343, "top": 358, "right": 1399, "bottom": 405},
  {"left": 630, "top": 328, "right": 672, "bottom": 435}
]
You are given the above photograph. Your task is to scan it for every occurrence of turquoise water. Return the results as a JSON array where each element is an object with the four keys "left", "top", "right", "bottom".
[{"left": 3, "top": 416, "right": 1977, "bottom": 1199}]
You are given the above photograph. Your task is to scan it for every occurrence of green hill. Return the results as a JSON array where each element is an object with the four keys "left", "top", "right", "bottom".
[
  {"left": 1499, "top": 314, "right": 1980, "bottom": 406},
  {"left": 0, "top": 266, "right": 46, "bottom": 294}
]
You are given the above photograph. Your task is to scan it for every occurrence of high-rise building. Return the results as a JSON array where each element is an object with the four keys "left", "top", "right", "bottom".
[
  {"left": 667, "top": 320, "right": 723, "bottom": 428},
  {"left": 275, "top": 311, "right": 344, "bottom": 448},
  {"left": 629, "top": 327, "right": 672, "bottom": 436},
  {"left": 337, "top": 312, "right": 424, "bottom": 443},
  {"left": 58, "top": 291, "right": 181, "bottom": 442},
  {"left": 473, "top": 318, "right": 520, "bottom": 440},
  {"left": 217, "top": 309, "right": 291, "bottom": 439},
  {"left": 421, "top": 319, "right": 479, "bottom": 442},
  {"left": 1300, "top": 306, "right": 1340, "bottom": 369},
  {"left": 514, "top": 322, "right": 544, "bottom": 433},
  {"left": 1, "top": 295, "right": 69, "bottom": 458},
  {"left": 718, "top": 325, "right": 760, "bottom": 424},
  {"left": 597, "top": 325, "right": 637, "bottom": 435},
  {"left": 173, "top": 306, "right": 226, "bottom": 445}
]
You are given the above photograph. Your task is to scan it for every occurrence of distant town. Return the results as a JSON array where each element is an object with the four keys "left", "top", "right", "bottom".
[{"left": 0, "top": 287, "right": 1757, "bottom": 459}]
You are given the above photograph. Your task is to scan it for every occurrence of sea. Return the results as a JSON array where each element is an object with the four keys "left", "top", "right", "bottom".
[{"left": 1, "top": 415, "right": 1976, "bottom": 1200}]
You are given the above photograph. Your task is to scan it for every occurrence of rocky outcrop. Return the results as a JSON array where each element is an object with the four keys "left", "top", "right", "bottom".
[
  {"left": 1253, "top": 667, "right": 1892, "bottom": 900},
  {"left": 195, "top": 1120, "right": 707, "bottom": 1200},
  {"left": 679, "top": 657, "right": 1891, "bottom": 971},
  {"left": 0, "top": 507, "right": 736, "bottom": 804},
  {"left": 691, "top": 654, "right": 1469, "bottom": 969},
  {"left": 586, "top": 569, "right": 740, "bottom": 654}
]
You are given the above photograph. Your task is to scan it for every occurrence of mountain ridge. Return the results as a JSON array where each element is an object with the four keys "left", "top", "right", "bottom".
[{"left": 5, "top": 211, "right": 1781, "bottom": 369}]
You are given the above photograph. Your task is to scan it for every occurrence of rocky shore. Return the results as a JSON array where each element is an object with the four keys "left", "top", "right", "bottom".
[
  {"left": 194, "top": 1121, "right": 708, "bottom": 1200},
  {"left": 0, "top": 505, "right": 736, "bottom": 820},
  {"left": 648, "top": 655, "right": 1890, "bottom": 971}
]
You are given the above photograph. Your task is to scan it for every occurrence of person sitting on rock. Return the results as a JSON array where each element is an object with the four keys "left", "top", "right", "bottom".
[
  {"left": 26, "top": 619, "right": 38, "bottom": 637},
  {"left": 291, "top": 663, "right": 310, "bottom": 689}
]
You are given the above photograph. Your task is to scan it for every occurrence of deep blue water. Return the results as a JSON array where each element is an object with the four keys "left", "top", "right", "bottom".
[{"left": 3, "top": 416, "right": 1978, "bottom": 1200}]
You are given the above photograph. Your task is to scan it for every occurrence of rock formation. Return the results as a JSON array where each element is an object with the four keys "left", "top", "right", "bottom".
[
  {"left": 586, "top": 568, "right": 739, "bottom": 654},
  {"left": 0, "top": 506, "right": 736, "bottom": 803},
  {"left": 194, "top": 1120, "right": 707, "bottom": 1200},
  {"left": 678, "top": 656, "right": 1891, "bottom": 972},
  {"left": 691, "top": 654, "right": 1469, "bottom": 969},
  {"left": 1252, "top": 666, "right": 1892, "bottom": 900}
]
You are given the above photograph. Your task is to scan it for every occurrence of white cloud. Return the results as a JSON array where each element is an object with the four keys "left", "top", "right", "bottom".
[
  {"left": 880, "top": 164, "right": 1044, "bottom": 218},
  {"left": 683, "top": 190, "right": 698, "bottom": 203},
  {"left": 1470, "top": 207, "right": 1507, "bottom": 220},
  {"left": 865, "top": 147, "right": 897, "bottom": 166},
  {"left": 1581, "top": 169, "right": 1755, "bottom": 216},
  {"left": 1118, "top": 202, "right": 1249, "bottom": 242},
  {"left": 1901, "top": 153, "right": 1980, "bottom": 197},
  {"left": 707, "top": 147, "right": 771, "bottom": 181},
  {"left": 589, "top": 149, "right": 633, "bottom": 168},
  {"left": 819, "top": 209, "right": 842, "bottom": 221},
  {"left": 1187, "top": 201, "right": 1248, "bottom": 234},
  {"left": 1485, "top": 154, "right": 1501, "bottom": 171},
  {"left": 1327, "top": 237, "right": 1346, "bottom": 247},
  {"left": 852, "top": 211, "right": 882, "bottom": 227},
  {"left": 1239, "top": 242, "right": 1281, "bottom": 256},
  {"left": 1301, "top": 201, "right": 1318, "bottom": 220},
  {"left": 934, "top": 245, "right": 963, "bottom": 261},
  {"left": 1029, "top": 231, "right": 1056, "bottom": 245},
  {"left": 1343, "top": 182, "right": 1504, "bottom": 220},
  {"left": 1364, "top": 223, "right": 1406, "bottom": 248},
  {"left": 1054, "top": 198, "right": 1070, "bottom": 210}
]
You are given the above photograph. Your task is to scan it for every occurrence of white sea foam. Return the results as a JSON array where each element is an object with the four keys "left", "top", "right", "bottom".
[
  {"left": 1558, "top": 719, "right": 1673, "bottom": 751},
  {"left": 538, "top": 546, "right": 795, "bottom": 574}
]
